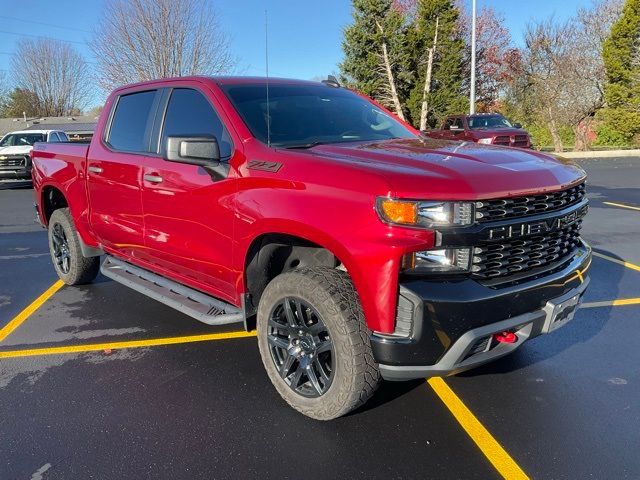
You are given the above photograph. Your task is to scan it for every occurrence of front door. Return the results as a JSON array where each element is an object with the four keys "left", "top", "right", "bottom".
[
  {"left": 140, "top": 86, "right": 239, "bottom": 302},
  {"left": 87, "top": 89, "right": 161, "bottom": 260}
]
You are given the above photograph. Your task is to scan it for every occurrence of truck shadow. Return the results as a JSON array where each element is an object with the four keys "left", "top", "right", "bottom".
[{"left": 457, "top": 248, "right": 626, "bottom": 377}]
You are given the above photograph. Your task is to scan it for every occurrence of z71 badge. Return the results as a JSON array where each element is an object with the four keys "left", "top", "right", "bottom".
[{"left": 247, "top": 160, "right": 282, "bottom": 172}]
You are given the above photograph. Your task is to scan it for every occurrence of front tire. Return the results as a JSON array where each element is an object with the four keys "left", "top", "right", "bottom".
[
  {"left": 48, "top": 208, "right": 100, "bottom": 285},
  {"left": 257, "top": 267, "right": 380, "bottom": 420}
]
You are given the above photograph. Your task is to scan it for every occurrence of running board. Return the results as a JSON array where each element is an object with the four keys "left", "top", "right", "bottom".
[{"left": 100, "top": 255, "right": 243, "bottom": 326}]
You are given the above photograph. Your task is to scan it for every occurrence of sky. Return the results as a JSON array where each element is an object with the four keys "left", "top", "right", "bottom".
[{"left": 0, "top": 0, "right": 594, "bottom": 108}]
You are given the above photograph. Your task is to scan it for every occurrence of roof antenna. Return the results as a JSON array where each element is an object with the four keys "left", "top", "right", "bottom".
[{"left": 265, "top": 9, "right": 271, "bottom": 147}]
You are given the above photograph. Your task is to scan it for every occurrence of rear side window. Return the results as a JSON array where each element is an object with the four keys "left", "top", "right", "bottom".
[
  {"left": 108, "top": 90, "right": 157, "bottom": 153},
  {"left": 58, "top": 132, "right": 69, "bottom": 142},
  {"left": 161, "top": 88, "right": 233, "bottom": 159},
  {"left": 49, "top": 133, "right": 60, "bottom": 142}
]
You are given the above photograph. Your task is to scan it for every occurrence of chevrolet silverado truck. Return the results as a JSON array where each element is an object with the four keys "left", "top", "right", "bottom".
[
  {"left": 0, "top": 129, "right": 70, "bottom": 186},
  {"left": 31, "top": 77, "right": 590, "bottom": 420},
  {"left": 423, "top": 113, "right": 532, "bottom": 148}
]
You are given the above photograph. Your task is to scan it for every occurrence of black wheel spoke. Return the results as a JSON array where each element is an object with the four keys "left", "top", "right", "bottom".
[
  {"left": 295, "top": 299, "right": 306, "bottom": 325},
  {"left": 316, "top": 339, "right": 332, "bottom": 355},
  {"left": 306, "top": 365, "right": 323, "bottom": 395},
  {"left": 290, "top": 368, "right": 303, "bottom": 389},
  {"left": 267, "top": 335, "right": 289, "bottom": 351},
  {"left": 283, "top": 298, "right": 297, "bottom": 328},
  {"left": 313, "top": 358, "right": 330, "bottom": 382},
  {"left": 280, "top": 354, "right": 296, "bottom": 379}
]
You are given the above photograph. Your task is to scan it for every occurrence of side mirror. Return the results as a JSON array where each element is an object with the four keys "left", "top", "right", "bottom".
[
  {"left": 449, "top": 125, "right": 463, "bottom": 131},
  {"left": 165, "top": 136, "right": 221, "bottom": 166},
  {"left": 513, "top": 122, "right": 522, "bottom": 129}
]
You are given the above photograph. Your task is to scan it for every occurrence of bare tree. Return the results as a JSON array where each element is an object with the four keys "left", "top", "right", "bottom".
[
  {"left": 11, "top": 39, "right": 90, "bottom": 117},
  {"left": 91, "top": 0, "right": 236, "bottom": 91},
  {"left": 376, "top": 20, "right": 406, "bottom": 121},
  {"left": 571, "top": 0, "right": 624, "bottom": 149},
  {"left": 457, "top": 5, "right": 520, "bottom": 110},
  {"left": 419, "top": 16, "right": 439, "bottom": 130},
  {"left": 522, "top": 19, "right": 576, "bottom": 152}
]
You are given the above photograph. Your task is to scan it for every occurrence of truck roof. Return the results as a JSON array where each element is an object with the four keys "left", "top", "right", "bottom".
[
  {"left": 2, "top": 129, "right": 58, "bottom": 135},
  {"left": 113, "top": 76, "right": 323, "bottom": 93}
]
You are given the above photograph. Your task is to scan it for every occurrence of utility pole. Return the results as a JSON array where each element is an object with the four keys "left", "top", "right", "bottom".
[{"left": 470, "top": 0, "right": 477, "bottom": 114}]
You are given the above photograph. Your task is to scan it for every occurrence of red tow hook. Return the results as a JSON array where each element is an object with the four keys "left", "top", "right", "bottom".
[{"left": 493, "top": 331, "right": 517, "bottom": 344}]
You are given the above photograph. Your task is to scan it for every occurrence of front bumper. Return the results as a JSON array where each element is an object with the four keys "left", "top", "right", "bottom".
[{"left": 372, "top": 245, "right": 591, "bottom": 380}]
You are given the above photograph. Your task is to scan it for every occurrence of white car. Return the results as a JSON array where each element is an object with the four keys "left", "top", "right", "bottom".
[{"left": 0, "top": 130, "right": 70, "bottom": 185}]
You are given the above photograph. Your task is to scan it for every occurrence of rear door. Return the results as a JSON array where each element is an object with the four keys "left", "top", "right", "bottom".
[
  {"left": 87, "top": 89, "right": 161, "bottom": 259},
  {"left": 139, "top": 85, "right": 239, "bottom": 301}
]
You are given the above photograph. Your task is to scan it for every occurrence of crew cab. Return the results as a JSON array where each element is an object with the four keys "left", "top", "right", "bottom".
[
  {"left": 423, "top": 113, "right": 532, "bottom": 148},
  {"left": 0, "top": 129, "right": 69, "bottom": 186},
  {"left": 31, "top": 77, "right": 590, "bottom": 420}
]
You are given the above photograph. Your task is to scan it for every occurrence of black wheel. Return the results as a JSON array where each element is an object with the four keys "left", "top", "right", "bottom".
[
  {"left": 257, "top": 267, "right": 381, "bottom": 420},
  {"left": 48, "top": 208, "right": 100, "bottom": 285}
]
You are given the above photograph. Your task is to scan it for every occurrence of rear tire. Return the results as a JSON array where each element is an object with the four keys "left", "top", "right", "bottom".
[
  {"left": 48, "top": 208, "right": 100, "bottom": 285},
  {"left": 257, "top": 267, "right": 380, "bottom": 420}
]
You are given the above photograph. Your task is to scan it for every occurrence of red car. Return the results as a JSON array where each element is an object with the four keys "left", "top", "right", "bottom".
[
  {"left": 424, "top": 113, "right": 532, "bottom": 148},
  {"left": 31, "top": 77, "right": 590, "bottom": 419}
]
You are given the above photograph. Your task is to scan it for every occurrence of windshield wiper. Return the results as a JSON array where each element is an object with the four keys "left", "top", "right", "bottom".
[{"left": 283, "top": 141, "right": 325, "bottom": 149}]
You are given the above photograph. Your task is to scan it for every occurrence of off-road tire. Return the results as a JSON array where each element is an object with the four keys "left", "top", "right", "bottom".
[
  {"left": 48, "top": 208, "right": 100, "bottom": 285},
  {"left": 257, "top": 266, "right": 381, "bottom": 420}
]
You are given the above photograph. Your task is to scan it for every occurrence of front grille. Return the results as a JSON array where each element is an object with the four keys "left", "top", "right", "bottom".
[
  {"left": 513, "top": 135, "right": 529, "bottom": 147},
  {"left": 490, "top": 134, "right": 529, "bottom": 147},
  {"left": 0, "top": 155, "right": 27, "bottom": 168},
  {"left": 471, "top": 220, "right": 583, "bottom": 279},
  {"left": 493, "top": 135, "right": 510, "bottom": 146},
  {"left": 476, "top": 183, "right": 586, "bottom": 223}
]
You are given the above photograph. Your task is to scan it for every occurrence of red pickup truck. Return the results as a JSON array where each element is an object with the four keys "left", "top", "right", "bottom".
[
  {"left": 32, "top": 77, "right": 590, "bottom": 420},
  {"left": 424, "top": 113, "right": 532, "bottom": 148}
]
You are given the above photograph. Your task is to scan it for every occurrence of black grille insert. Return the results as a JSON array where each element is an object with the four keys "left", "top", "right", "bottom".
[
  {"left": 471, "top": 220, "right": 583, "bottom": 279},
  {"left": 476, "top": 183, "right": 586, "bottom": 223}
]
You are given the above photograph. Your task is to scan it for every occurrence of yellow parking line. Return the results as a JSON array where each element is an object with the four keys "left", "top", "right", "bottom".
[
  {"left": 581, "top": 297, "right": 640, "bottom": 308},
  {"left": 427, "top": 377, "right": 529, "bottom": 480},
  {"left": 0, "top": 280, "right": 64, "bottom": 343},
  {"left": 592, "top": 252, "right": 640, "bottom": 273},
  {"left": 0, "top": 330, "right": 257, "bottom": 359},
  {"left": 603, "top": 201, "right": 640, "bottom": 212}
]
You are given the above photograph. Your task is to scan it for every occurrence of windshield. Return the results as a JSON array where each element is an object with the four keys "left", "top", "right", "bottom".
[
  {"left": 468, "top": 115, "right": 513, "bottom": 130},
  {"left": 220, "top": 83, "right": 416, "bottom": 147},
  {"left": 0, "top": 133, "right": 46, "bottom": 147}
]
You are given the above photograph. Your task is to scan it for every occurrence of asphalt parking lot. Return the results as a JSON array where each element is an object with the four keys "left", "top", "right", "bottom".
[{"left": 1, "top": 157, "right": 639, "bottom": 479}]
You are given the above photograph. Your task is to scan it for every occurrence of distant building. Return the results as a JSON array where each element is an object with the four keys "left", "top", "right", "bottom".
[{"left": 0, "top": 116, "right": 98, "bottom": 141}]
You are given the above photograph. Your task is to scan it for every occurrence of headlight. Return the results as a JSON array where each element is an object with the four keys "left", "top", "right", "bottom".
[
  {"left": 376, "top": 198, "right": 474, "bottom": 228},
  {"left": 402, "top": 248, "right": 471, "bottom": 273},
  {"left": 478, "top": 138, "right": 493, "bottom": 144}
]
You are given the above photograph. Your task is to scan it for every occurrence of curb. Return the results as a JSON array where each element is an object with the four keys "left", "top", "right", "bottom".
[{"left": 551, "top": 150, "right": 640, "bottom": 159}]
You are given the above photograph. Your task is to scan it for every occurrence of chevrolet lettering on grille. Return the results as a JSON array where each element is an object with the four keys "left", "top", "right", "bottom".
[{"left": 485, "top": 204, "right": 588, "bottom": 241}]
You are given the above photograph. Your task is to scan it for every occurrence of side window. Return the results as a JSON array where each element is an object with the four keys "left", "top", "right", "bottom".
[
  {"left": 443, "top": 118, "right": 454, "bottom": 130},
  {"left": 49, "top": 132, "right": 60, "bottom": 142},
  {"left": 58, "top": 132, "right": 69, "bottom": 142},
  {"left": 161, "top": 88, "right": 233, "bottom": 160},
  {"left": 108, "top": 90, "right": 157, "bottom": 153},
  {"left": 452, "top": 118, "right": 464, "bottom": 130}
]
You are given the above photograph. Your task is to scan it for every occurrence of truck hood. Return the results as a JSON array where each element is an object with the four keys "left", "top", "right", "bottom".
[
  {"left": 0, "top": 145, "right": 34, "bottom": 156},
  {"left": 308, "top": 138, "right": 585, "bottom": 200}
]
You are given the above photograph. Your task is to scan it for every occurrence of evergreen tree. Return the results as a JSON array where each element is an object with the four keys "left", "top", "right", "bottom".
[
  {"left": 340, "top": 0, "right": 411, "bottom": 120},
  {"left": 407, "top": 0, "right": 466, "bottom": 128},
  {"left": 600, "top": 0, "right": 640, "bottom": 145}
]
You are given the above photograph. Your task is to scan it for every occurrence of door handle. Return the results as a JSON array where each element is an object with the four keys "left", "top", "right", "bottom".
[
  {"left": 144, "top": 174, "right": 163, "bottom": 183},
  {"left": 88, "top": 165, "right": 103, "bottom": 174}
]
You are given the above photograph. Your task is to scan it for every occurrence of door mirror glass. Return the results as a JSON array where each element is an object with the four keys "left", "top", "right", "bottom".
[
  {"left": 165, "top": 136, "right": 221, "bottom": 166},
  {"left": 513, "top": 122, "right": 522, "bottom": 129}
]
